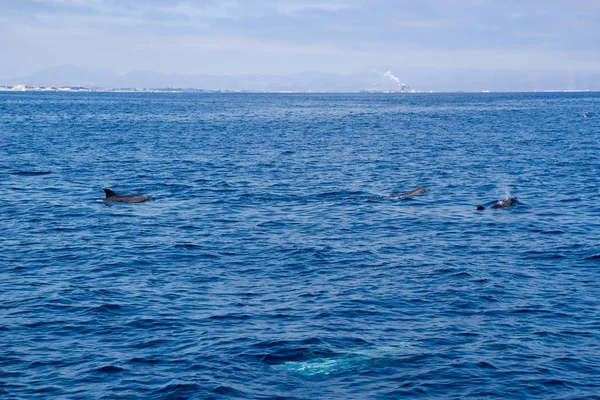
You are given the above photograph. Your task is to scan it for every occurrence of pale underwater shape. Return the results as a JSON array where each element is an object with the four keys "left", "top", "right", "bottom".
[{"left": 272, "top": 343, "right": 415, "bottom": 377}]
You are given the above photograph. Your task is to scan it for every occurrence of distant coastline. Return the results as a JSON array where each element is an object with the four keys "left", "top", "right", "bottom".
[
  {"left": 0, "top": 84, "right": 420, "bottom": 93},
  {"left": 0, "top": 84, "right": 243, "bottom": 93},
  {"left": 5, "top": 64, "right": 600, "bottom": 93},
  {"left": 0, "top": 84, "right": 595, "bottom": 94}
]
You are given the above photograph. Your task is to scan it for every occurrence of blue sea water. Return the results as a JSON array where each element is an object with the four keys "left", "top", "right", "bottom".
[{"left": 1, "top": 91, "right": 599, "bottom": 399}]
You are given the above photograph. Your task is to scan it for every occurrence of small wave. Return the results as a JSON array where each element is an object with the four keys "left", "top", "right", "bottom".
[
  {"left": 257, "top": 220, "right": 288, "bottom": 228},
  {"left": 130, "top": 338, "right": 172, "bottom": 349},
  {"left": 208, "top": 313, "right": 252, "bottom": 321},
  {"left": 522, "top": 251, "right": 566, "bottom": 260},
  {"left": 94, "top": 365, "right": 125, "bottom": 374},
  {"left": 129, "top": 357, "right": 163, "bottom": 365},
  {"left": 10, "top": 171, "right": 52, "bottom": 175},
  {"left": 212, "top": 385, "right": 246, "bottom": 396},
  {"left": 126, "top": 318, "right": 161, "bottom": 329},
  {"left": 172, "top": 243, "right": 203, "bottom": 250},
  {"left": 154, "top": 383, "right": 201, "bottom": 397},
  {"left": 236, "top": 193, "right": 306, "bottom": 204},
  {"left": 450, "top": 271, "right": 473, "bottom": 279},
  {"left": 310, "top": 190, "right": 372, "bottom": 200},
  {"left": 88, "top": 304, "right": 124, "bottom": 313},
  {"left": 513, "top": 308, "right": 552, "bottom": 314}
]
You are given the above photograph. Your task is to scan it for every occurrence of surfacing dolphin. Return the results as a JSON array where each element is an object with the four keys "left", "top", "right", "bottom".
[
  {"left": 390, "top": 187, "right": 429, "bottom": 198},
  {"left": 477, "top": 197, "right": 517, "bottom": 210},
  {"left": 102, "top": 188, "right": 151, "bottom": 203}
]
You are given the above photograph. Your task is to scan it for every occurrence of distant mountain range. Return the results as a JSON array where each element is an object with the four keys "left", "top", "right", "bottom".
[{"left": 3, "top": 64, "right": 600, "bottom": 92}]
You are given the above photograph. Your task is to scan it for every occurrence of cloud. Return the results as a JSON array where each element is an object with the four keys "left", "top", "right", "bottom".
[
  {"left": 1, "top": 0, "right": 599, "bottom": 80},
  {"left": 8, "top": 0, "right": 363, "bottom": 22},
  {"left": 274, "top": 0, "right": 364, "bottom": 14}
]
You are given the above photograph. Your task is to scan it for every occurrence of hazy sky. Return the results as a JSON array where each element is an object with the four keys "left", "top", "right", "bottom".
[{"left": 1, "top": 0, "right": 599, "bottom": 78}]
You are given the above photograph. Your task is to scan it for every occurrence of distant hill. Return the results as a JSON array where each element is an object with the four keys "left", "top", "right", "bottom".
[{"left": 6, "top": 64, "right": 118, "bottom": 88}]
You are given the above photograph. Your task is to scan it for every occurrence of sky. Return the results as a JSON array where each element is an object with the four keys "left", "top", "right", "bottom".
[{"left": 1, "top": 0, "right": 599, "bottom": 84}]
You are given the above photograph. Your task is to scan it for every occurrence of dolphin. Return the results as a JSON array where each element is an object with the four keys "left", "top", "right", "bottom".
[
  {"left": 477, "top": 197, "right": 517, "bottom": 210},
  {"left": 390, "top": 187, "right": 428, "bottom": 198},
  {"left": 102, "top": 188, "right": 151, "bottom": 203}
]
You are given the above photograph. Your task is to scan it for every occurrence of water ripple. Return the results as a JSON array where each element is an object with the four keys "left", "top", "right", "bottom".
[{"left": 1, "top": 92, "right": 600, "bottom": 398}]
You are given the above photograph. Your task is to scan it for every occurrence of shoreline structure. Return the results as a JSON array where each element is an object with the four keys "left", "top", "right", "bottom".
[{"left": 0, "top": 84, "right": 593, "bottom": 94}]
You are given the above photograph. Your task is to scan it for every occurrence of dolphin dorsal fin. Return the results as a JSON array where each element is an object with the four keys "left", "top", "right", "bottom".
[{"left": 103, "top": 188, "right": 118, "bottom": 198}]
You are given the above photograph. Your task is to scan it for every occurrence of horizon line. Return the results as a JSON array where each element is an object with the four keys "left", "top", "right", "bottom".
[{"left": 0, "top": 85, "right": 597, "bottom": 95}]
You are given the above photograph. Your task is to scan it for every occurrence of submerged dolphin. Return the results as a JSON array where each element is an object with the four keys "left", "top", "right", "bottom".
[
  {"left": 390, "top": 187, "right": 428, "bottom": 198},
  {"left": 477, "top": 197, "right": 517, "bottom": 210},
  {"left": 102, "top": 188, "right": 151, "bottom": 203},
  {"left": 271, "top": 343, "right": 414, "bottom": 376}
]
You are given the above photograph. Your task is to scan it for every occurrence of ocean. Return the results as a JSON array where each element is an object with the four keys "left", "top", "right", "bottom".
[{"left": 1, "top": 92, "right": 599, "bottom": 399}]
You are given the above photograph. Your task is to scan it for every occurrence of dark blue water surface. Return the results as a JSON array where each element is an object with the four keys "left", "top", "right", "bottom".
[{"left": 1, "top": 92, "right": 600, "bottom": 399}]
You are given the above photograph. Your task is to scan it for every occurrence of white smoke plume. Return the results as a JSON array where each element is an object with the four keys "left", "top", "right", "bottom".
[{"left": 383, "top": 70, "right": 402, "bottom": 88}]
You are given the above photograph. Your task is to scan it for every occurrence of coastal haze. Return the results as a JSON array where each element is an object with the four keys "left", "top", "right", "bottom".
[{"left": 2, "top": 0, "right": 600, "bottom": 92}]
